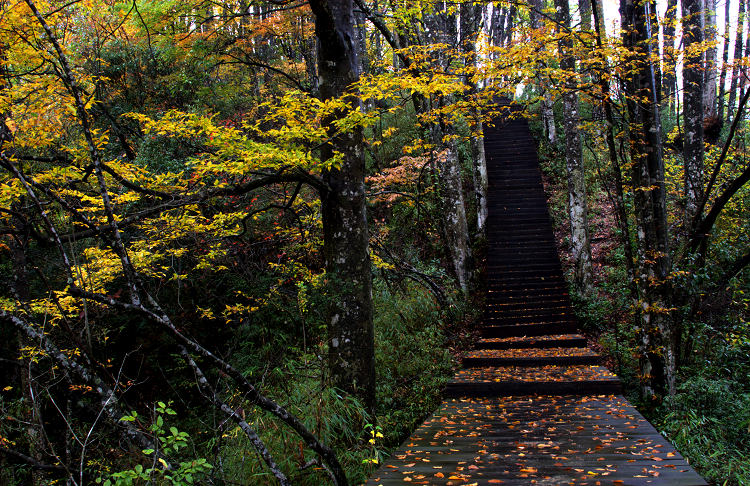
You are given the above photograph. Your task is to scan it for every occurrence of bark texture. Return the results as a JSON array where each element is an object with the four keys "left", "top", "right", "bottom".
[
  {"left": 308, "top": 0, "right": 375, "bottom": 412},
  {"left": 530, "top": 0, "right": 556, "bottom": 144},
  {"left": 683, "top": 0, "right": 705, "bottom": 229},
  {"left": 460, "top": 2, "right": 489, "bottom": 234},
  {"left": 727, "top": 0, "right": 746, "bottom": 121},
  {"left": 424, "top": 4, "right": 473, "bottom": 295},
  {"left": 555, "top": 0, "right": 593, "bottom": 294},
  {"left": 702, "top": 0, "right": 718, "bottom": 117},
  {"left": 662, "top": 0, "right": 678, "bottom": 109},
  {"left": 717, "top": 0, "right": 733, "bottom": 121},
  {"left": 621, "top": 0, "right": 675, "bottom": 398},
  {"left": 437, "top": 145, "right": 472, "bottom": 294}
]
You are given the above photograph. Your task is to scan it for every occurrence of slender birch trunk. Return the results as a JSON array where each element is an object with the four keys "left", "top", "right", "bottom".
[
  {"left": 717, "top": 0, "right": 733, "bottom": 121},
  {"left": 460, "top": 2, "right": 489, "bottom": 234},
  {"left": 530, "top": 0, "right": 557, "bottom": 144},
  {"left": 703, "top": 0, "right": 718, "bottom": 117},
  {"left": 592, "top": 0, "right": 640, "bottom": 335},
  {"left": 555, "top": 0, "right": 594, "bottom": 294},
  {"left": 663, "top": 0, "right": 678, "bottom": 112},
  {"left": 727, "top": 0, "right": 746, "bottom": 121},
  {"left": 424, "top": 4, "right": 473, "bottom": 294}
]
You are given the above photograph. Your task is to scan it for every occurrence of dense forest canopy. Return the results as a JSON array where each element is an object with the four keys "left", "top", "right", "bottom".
[{"left": 0, "top": 0, "right": 749, "bottom": 484}]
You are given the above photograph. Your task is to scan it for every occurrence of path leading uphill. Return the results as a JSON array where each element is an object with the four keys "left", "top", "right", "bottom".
[{"left": 367, "top": 107, "right": 707, "bottom": 485}]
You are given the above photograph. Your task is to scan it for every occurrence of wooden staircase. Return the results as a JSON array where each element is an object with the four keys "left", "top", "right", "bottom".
[
  {"left": 367, "top": 105, "right": 707, "bottom": 485},
  {"left": 443, "top": 106, "right": 621, "bottom": 400}
]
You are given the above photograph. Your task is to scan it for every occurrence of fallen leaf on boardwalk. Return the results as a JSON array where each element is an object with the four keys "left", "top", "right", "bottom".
[
  {"left": 520, "top": 467, "right": 537, "bottom": 473},
  {"left": 488, "top": 480, "right": 504, "bottom": 484},
  {"left": 435, "top": 472, "right": 444, "bottom": 478},
  {"left": 404, "top": 477, "right": 413, "bottom": 482}
]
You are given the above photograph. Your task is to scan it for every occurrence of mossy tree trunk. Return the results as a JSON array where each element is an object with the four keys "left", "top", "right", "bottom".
[
  {"left": 621, "top": 0, "right": 675, "bottom": 399},
  {"left": 309, "top": 0, "right": 376, "bottom": 413}
]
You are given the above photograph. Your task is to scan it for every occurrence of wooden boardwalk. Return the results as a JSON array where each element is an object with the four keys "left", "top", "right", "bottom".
[{"left": 367, "top": 108, "right": 707, "bottom": 485}]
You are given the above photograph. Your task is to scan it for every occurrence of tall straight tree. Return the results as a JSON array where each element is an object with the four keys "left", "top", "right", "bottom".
[
  {"left": 703, "top": 0, "right": 718, "bottom": 117},
  {"left": 662, "top": 0, "right": 678, "bottom": 111},
  {"left": 308, "top": 0, "right": 376, "bottom": 412},
  {"left": 428, "top": 3, "right": 473, "bottom": 295},
  {"left": 555, "top": 0, "right": 593, "bottom": 294},
  {"left": 727, "top": 0, "right": 747, "bottom": 121},
  {"left": 683, "top": 0, "right": 705, "bottom": 229},
  {"left": 621, "top": 0, "right": 674, "bottom": 398},
  {"left": 717, "top": 0, "right": 733, "bottom": 121},
  {"left": 460, "top": 1, "right": 489, "bottom": 235},
  {"left": 530, "top": 0, "right": 557, "bottom": 144}
]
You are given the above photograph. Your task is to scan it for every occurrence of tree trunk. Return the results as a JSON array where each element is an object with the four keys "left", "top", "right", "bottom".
[
  {"left": 727, "top": 0, "right": 746, "bottom": 121},
  {"left": 530, "top": 0, "right": 557, "bottom": 145},
  {"left": 683, "top": 0, "right": 705, "bottom": 230},
  {"left": 621, "top": 0, "right": 674, "bottom": 399},
  {"left": 717, "top": 0, "right": 733, "bottom": 121},
  {"left": 304, "top": 33, "right": 319, "bottom": 95},
  {"left": 309, "top": 0, "right": 375, "bottom": 413},
  {"left": 662, "top": 0, "right": 678, "bottom": 111},
  {"left": 703, "top": 0, "right": 718, "bottom": 117},
  {"left": 423, "top": 4, "right": 472, "bottom": 294},
  {"left": 355, "top": 10, "right": 370, "bottom": 76},
  {"left": 580, "top": 0, "right": 592, "bottom": 32},
  {"left": 555, "top": 0, "right": 594, "bottom": 294},
  {"left": 503, "top": 4, "right": 516, "bottom": 46},
  {"left": 460, "top": 2, "right": 489, "bottom": 235},
  {"left": 491, "top": 5, "right": 506, "bottom": 50},
  {"left": 592, "top": 0, "right": 640, "bottom": 347},
  {"left": 437, "top": 142, "right": 472, "bottom": 294}
]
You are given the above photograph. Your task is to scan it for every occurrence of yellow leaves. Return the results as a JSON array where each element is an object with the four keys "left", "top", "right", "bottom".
[
  {"left": 371, "top": 252, "right": 395, "bottom": 271},
  {"left": 0, "top": 179, "right": 25, "bottom": 213},
  {"left": 19, "top": 345, "right": 47, "bottom": 364},
  {"left": 382, "top": 126, "right": 399, "bottom": 138},
  {"left": 131, "top": 109, "right": 328, "bottom": 175}
]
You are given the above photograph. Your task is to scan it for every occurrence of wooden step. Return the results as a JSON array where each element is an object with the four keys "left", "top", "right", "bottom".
[
  {"left": 462, "top": 347, "right": 601, "bottom": 367},
  {"left": 481, "top": 322, "right": 578, "bottom": 337},
  {"left": 445, "top": 365, "right": 621, "bottom": 397},
  {"left": 476, "top": 334, "right": 588, "bottom": 349}
]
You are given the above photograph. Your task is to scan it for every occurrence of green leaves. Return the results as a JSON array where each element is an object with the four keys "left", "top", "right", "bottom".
[{"left": 102, "top": 402, "right": 213, "bottom": 485}]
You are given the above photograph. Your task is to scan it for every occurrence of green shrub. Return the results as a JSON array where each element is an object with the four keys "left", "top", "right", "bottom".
[{"left": 373, "top": 281, "right": 453, "bottom": 447}]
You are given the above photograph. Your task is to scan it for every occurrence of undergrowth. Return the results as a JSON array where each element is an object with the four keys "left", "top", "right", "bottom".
[{"left": 215, "top": 278, "right": 455, "bottom": 485}]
